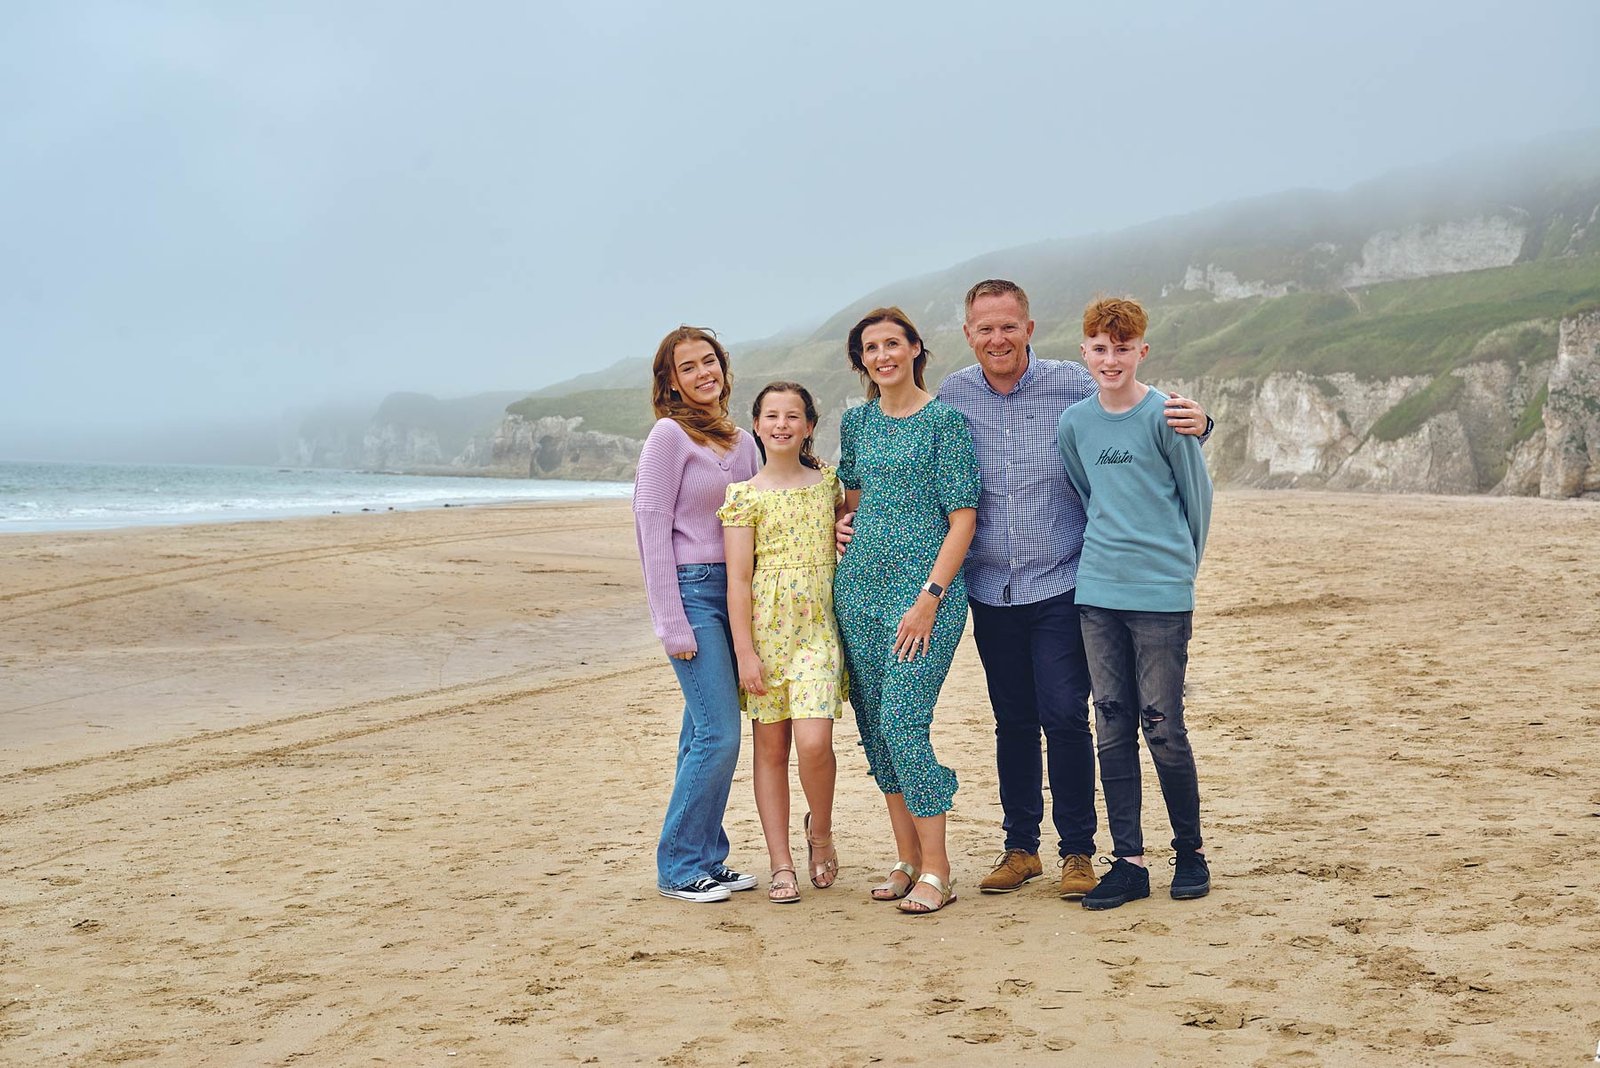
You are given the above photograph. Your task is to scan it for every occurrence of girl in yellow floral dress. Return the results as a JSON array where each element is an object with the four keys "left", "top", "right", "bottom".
[{"left": 719, "top": 382, "right": 849, "bottom": 904}]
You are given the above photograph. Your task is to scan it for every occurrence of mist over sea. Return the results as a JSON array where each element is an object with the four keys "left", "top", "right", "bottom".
[{"left": 0, "top": 461, "right": 632, "bottom": 533}]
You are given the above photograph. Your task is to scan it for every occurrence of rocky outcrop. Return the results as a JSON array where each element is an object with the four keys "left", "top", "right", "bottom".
[
  {"left": 1178, "top": 265, "right": 1292, "bottom": 302},
  {"left": 1539, "top": 311, "right": 1600, "bottom": 497},
  {"left": 1329, "top": 414, "right": 1480, "bottom": 494},
  {"left": 362, "top": 424, "right": 445, "bottom": 469},
  {"left": 1161, "top": 216, "right": 1533, "bottom": 306},
  {"left": 1162, "top": 319, "right": 1592, "bottom": 495},
  {"left": 1341, "top": 215, "right": 1527, "bottom": 287},
  {"left": 459, "top": 415, "right": 642, "bottom": 481}
]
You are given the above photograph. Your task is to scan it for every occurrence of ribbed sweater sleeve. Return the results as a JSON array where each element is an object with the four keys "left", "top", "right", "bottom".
[{"left": 633, "top": 421, "right": 696, "bottom": 655}]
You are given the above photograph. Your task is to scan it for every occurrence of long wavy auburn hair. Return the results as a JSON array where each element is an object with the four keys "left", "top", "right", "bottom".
[{"left": 650, "top": 325, "right": 738, "bottom": 450}]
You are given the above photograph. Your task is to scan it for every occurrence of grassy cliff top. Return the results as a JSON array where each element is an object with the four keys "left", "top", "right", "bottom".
[{"left": 514, "top": 132, "right": 1600, "bottom": 443}]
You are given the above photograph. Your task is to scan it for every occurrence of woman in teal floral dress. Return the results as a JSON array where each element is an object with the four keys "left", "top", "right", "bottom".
[{"left": 835, "top": 307, "right": 979, "bottom": 915}]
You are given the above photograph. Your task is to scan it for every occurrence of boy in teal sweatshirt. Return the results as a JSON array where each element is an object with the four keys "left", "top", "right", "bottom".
[{"left": 1056, "top": 296, "right": 1213, "bottom": 910}]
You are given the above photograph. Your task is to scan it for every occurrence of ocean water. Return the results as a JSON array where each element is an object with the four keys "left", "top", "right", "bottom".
[{"left": 0, "top": 460, "right": 633, "bottom": 533}]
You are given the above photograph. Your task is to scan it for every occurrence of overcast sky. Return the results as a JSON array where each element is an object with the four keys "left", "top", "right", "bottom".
[{"left": 4, "top": 1, "right": 1598, "bottom": 458}]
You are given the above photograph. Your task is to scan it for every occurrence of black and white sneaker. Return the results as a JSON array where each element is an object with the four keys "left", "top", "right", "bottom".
[
  {"left": 710, "top": 864, "right": 759, "bottom": 892},
  {"left": 658, "top": 877, "right": 732, "bottom": 903}
]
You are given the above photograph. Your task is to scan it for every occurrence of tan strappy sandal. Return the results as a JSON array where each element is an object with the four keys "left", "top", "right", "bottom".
[
  {"left": 803, "top": 812, "right": 839, "bottom": 889},
  {"left": 870, "top": 861, "right": 919, "bottom": 901},
  {"left": 897, "top": 872, "right": 956, "bottom": 915},
  {"left": 768, "top": 866, "right": 800, "bottom": 904}
]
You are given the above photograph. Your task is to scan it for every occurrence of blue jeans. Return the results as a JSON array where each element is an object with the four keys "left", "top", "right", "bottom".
[
  {"left": 969, "top": 590, "right": 1097, "bottom": 857},
  {"left": 1079, "top": 606, "right": 1203, "bottom": 858},
  {"left": 656, "top": 563, "right": 742, "bottom": 890}
]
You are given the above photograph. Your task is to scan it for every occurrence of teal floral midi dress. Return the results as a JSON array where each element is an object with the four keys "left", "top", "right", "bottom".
[{"left": 834, "top": 398, "right": 981, "bottom": 818}]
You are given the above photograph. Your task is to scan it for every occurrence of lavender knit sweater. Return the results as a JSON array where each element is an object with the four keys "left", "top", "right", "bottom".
[{"left": 633, "top": 417, "right": 760, "bottom": 655}]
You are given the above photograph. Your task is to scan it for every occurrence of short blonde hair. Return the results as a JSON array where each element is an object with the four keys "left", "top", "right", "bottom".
[{"left": 965, "top": 278, "right": 1029, "bottom": 319}]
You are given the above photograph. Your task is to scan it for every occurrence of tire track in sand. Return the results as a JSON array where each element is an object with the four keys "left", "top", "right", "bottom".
[
  {"left": 0, "top": 662, "right": 652, "bottom": 830},
  {"left": 0, "top": 520, "right": 619, "bottom": 622}
]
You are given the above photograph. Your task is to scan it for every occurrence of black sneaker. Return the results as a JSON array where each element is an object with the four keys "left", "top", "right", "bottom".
[
  {"left": 1170, "top": 850, "right": 1211, "bottom": 900},
  {"left": 1081, "top": 858, "right": 1151, "bottom": 911},
  {"left": 658, "top": 877, "right": 731, "bottom": 903},
  {"left": 709, "top": 864, "right": 758, "bottom": 892}
]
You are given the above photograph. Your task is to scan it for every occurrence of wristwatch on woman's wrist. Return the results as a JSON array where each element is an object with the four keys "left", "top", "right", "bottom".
[{"left": 920, "top": 580, "right": 945, "bottom": 601}]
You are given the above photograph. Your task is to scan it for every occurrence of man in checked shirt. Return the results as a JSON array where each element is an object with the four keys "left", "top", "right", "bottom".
[{"left": 936, "top": 279, "right": 1211, "bottom": 899}]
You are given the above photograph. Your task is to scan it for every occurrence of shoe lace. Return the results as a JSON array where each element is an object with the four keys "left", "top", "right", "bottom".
[{"left": 992, "top": 849, "right": 1030, "bottom": 869}]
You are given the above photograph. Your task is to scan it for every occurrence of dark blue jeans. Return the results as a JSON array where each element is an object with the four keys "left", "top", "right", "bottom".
[
  {"left": 1079, "top": 606, "right": 1203, "bottom": 858},
  {"left": 969, "top": 589, "right": 1097, "bottom": 858}
]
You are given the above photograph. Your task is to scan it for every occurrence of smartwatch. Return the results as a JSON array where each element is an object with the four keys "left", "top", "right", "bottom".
[{"left": 921, "top": 580, "right": 945, "bottom": 600}]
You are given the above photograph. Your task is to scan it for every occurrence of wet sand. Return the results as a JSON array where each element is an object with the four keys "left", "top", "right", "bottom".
[{"left": 2, "top": 493, "right": 1597, "bottom": 1064}]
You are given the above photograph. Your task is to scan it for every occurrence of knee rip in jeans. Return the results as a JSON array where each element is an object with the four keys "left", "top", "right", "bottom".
[
  {"left": 1141, "top": 705, "right": 1169, "bottom": 742},
  {"left": 1093, "top": 698, "right": 1125, "bottom": 719}
]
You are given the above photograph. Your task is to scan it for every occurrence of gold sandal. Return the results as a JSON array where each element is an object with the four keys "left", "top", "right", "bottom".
[
  {"left": 870, "top": 861, "right": 919, "bottom": 901},
  {"left": 768, "top": 866, "right": 800, "bottom": 905},
  {"left": 896, "top": 872, "right": 956, "bottom": 915},
  {"left": 804, "top": 812, "right": 839, "bottom": 889}
]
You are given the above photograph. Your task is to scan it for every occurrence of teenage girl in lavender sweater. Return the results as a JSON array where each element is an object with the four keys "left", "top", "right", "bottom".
[{"left": 633, "top": 326, "right": 762, "bottom": 903}]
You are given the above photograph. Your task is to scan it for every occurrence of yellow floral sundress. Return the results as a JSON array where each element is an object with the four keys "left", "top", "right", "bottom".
[{"left": 716, "top": 467, "right": 847, "bottom": 724}]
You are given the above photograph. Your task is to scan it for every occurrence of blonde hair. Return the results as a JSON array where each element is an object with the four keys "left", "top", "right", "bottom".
[{"left": 965, "top": 278, "right": 1030, "bottom": 318}]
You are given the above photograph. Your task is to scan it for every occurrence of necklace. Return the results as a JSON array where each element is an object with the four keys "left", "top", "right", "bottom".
[{"left": 879, "top": 392, "right": 929, "bottom": 421}]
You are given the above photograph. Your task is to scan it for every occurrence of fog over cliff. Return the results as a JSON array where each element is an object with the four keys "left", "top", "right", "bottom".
[{"left": 3, "top": 1, "right": 1598, "bottom": 463}]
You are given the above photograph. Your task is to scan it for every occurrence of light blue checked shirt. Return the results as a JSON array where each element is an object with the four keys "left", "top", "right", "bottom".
[{"left": 937, "top": 350, "right": 1096, "bottom": 607}]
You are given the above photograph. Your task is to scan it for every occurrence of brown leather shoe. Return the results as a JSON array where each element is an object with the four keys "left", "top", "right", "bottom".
[
  {"left": 1058, "top": 853, "right": 1098, "bottom": 899},
  {"left": 978, "top": 849, "right": 1043, "bottom": 893}
]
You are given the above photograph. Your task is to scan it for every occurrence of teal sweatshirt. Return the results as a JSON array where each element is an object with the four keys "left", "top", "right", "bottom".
[{"left": 1056, "top": 387, "right": 1212, "bottom": 612}]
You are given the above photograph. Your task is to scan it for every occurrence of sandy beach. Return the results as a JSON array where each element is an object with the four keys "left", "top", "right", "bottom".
[{"left": 2, "top": 492, "right": 1598, "bottom": 1065}]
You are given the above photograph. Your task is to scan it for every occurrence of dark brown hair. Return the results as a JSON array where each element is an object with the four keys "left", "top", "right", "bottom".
[
  {"left": 846, "top": 306, "right": 929, "bottom": 401},
  {"left": 965, "top": 278, "right": 1030, "bottom": 319},
  {"left": 750, "top": 381, "right": 822, "bottom": 470},
  {"left": 650, "top": 325, "right": 738, "bottom": 450}
]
